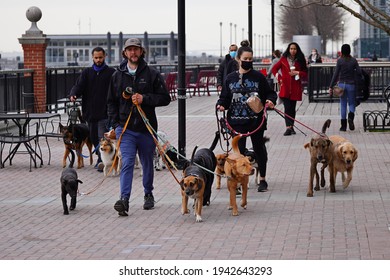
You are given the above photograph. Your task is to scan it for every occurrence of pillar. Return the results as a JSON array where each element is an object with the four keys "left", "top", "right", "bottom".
[{"left": 18, "top": 6, "right": 50, "bottom": 113}]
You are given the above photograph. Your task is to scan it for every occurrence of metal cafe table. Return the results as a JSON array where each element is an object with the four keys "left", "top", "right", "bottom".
[{"left": 0, "top": 112, "right": 61, "bottom": 171}]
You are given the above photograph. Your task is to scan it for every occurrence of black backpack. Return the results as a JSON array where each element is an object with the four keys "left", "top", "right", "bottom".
[{"left": 356, "top": 69, "right": 370, "bottom": 106}]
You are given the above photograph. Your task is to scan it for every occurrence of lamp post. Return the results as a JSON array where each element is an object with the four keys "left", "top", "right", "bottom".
[
  {"left": 234, "top": 24, "right": 237, "bottom": 43},
  {"left": 254, "top": 33, "right": 256, "bottom": 58},
  {"left": 341, "top": 20, "right": 344, "bottom": 43},
  {"left": 230, "top": 22, "right": 232, "bottom": 43},
  {"left": 219, "top": 22, "right": 222, "bottom": 58},
  {"left": 242, "top": 28, "right": 244, "bottom": 40},
  {"left": 261, "top": 35, "right": 264, "bottom": 58},
  {"left": 258, "top": 34, "right": 260, "bottom": 57}
]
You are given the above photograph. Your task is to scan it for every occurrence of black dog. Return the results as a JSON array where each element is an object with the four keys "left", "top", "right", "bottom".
[
  {"left": 182, "top": 146, "right": 217, "bottom": 207},
  {"left": 61, "top": 149, "right": 83, "bottom": 215}
]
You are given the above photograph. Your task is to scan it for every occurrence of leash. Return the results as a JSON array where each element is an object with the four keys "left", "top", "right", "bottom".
[
  {"left": 215, "top": 110, "right": 232, "bottom": 153},
  {"left": 272, "top": 106, "right": 323, "bottom": 137}
]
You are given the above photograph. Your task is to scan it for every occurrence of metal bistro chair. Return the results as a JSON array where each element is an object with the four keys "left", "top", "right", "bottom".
[{"left": 0, "top": 113, "right": 42, "bottom": 171}]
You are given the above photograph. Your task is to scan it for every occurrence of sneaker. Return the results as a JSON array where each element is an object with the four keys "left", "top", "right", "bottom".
[
  {"left": 291, "top": 128, "right": 296, "bottom": 135},
  {"left": 143, "top": 193, "right": 155, "bottom": 210},
  {"left": 97, "top": 162, "right": 104, "bottom": 172},
  {"left": 114, "top": 198, "right": 129, "bottom": 216},
  {"left": 257, "top": 180, "right": 268, "bottom": 192},
  {"left": 283, "top": 128, "right": 292, "bottom": 136}
]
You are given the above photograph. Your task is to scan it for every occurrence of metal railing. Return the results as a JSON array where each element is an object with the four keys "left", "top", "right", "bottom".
[
  {"left": 0, "top": 69, "right": 34, "bottom": 113},
  {"left": 308, "top": 62, "right": 390, "bottom": 102},
  {"left": 2, "top": 62, "right": 390, "bottom": 114}
]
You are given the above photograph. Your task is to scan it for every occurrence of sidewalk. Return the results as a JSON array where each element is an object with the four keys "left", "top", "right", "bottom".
[{"left": 0, "top": 93, "right": 390, "bottom": 260}]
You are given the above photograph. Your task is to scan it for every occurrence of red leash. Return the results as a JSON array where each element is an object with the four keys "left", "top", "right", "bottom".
[
  {"left": 224, "top": 104, "right": 269, "bottom": 137},
  {"left": 272, "top": 106, "right": 323, "bottom": 136}
]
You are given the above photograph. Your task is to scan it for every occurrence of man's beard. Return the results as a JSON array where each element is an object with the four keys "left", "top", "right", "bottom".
[{"left": 129, "top": 56, "right": 140, "bottom": 65}]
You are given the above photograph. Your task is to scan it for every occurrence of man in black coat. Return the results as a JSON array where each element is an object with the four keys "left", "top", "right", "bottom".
[
  {"left": 69, "top": 47, "right": 115, "bottom": 170},
  {"left": 216, "top": 44, "right": 239, "bottom": 92}
]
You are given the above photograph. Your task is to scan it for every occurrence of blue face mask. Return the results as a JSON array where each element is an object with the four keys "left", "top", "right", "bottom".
[{"left": 229, "top": 51, "right": 237, "bottom": 58}]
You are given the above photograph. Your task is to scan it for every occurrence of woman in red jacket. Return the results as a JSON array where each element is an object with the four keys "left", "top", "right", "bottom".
[{"left": 272, "top": 42, "right": 307, "bottom": 136}]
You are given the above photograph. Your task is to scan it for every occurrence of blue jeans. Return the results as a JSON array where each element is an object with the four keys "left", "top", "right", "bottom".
[
  {"left": 339, "top": 82, "right": 356, "bottom": 119},
  {"left": 115, "top": 126, "right": 155, "bottom": 200}
]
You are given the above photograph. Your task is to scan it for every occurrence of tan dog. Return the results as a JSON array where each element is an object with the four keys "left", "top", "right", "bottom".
[
  {"left": 304, "top": 119, "right": 333, "bottom": 197},
  {"left": 99, "top": 138, "right": 121, "bottom": 176},
  {"left": 224, "top": 135, "right": 253, "bottom": 216},
  {"left": 328, "top": 135, "right": 358, "bottom": 192},
  {"left": 215, "top": 153, "right": 228, "bottom": 189}
]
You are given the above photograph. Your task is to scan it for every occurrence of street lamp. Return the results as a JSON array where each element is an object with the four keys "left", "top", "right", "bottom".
[
  {"left": 219, "top": 22, "right": 222, "bottom": 57},
  {"left": 230, "top": 22, "right": 232, "bottom": 43},
  {"left": 242, "top": 28, "right": 244, "bottom": 40},
  {"left": 341, "top": 20, "right": 345, "bottom": 43},
  {"left": 258, "top": 34, "right": 260, "bottom": 57},
  {"left": 254, "top": 33, "right": 256, "bottom": 58},
  {"left": 234, "top": 24, "right": 237, "bottom": 43}
]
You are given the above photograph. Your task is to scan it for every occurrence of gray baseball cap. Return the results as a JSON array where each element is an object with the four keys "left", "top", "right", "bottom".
[{"left": 124, "top": 38, "right": 142, "bottom": 49}]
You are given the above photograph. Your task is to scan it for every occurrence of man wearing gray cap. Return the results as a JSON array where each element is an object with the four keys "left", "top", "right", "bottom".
[{"left": 107, "top": 38, "right": 170, "bottom": 216}]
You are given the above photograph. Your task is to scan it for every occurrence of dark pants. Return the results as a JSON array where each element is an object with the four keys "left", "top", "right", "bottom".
[
  {"left": 88, "top": 119, "right": 108, "bottom": 162},
  {"left": 238, "top": 129, "right": 268, "bottom": 178},
  {"left": 282, "top": 98, "right": 297, "bottom": 127}
]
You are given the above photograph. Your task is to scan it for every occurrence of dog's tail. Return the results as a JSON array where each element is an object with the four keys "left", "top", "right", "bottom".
[
  {"left": 190, "top": 145, "right": 199, "bottom": 165},
  {"left": 231, "top": 134, "right": 242, "bottom": 154},
  {"left": 68, "top": 148, "right": 75, "bottom": 168},
  {"left": 321, "top": 119, "right": 331, "bottom": 134},
  {"left": 209, "top": 131, "right": 220, "bottom": 151}
]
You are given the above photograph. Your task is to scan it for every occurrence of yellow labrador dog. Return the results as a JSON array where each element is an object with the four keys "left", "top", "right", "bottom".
[{"left": 328, "top": 135, "right": 358, "bottom": 192}]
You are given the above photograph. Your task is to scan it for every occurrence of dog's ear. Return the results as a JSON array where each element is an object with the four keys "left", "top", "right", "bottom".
[
  {"left": 337, "top": 145, "right": 344, "bottom": 158},
  {"left": 352, "top": 148, "right": 358, "bottom": 162},
  {"left": 179, "top": 179, "right": 184, "bottom": 190},
  {"left": 59, "top": 123, "right": 65, "bottom": 133},
  {"left": 326, "top": 139, "right": 332, "bottom": 147},
  {"left": 196, "top": 178, "right": 205, "bottom": 191},
  {"left": 77, "top": 179, "right": 83, "bottom": 184},
  {"left": 225, "top": 157, "right": 235, "bottom": 165},
  {"left": 304, "top": 142, "right": 310, "bottom": 149}
]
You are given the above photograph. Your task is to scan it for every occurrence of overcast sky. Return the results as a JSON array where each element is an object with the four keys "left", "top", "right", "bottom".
[{"left": 1, "top": 0, "right": 359, "bottom": 56}]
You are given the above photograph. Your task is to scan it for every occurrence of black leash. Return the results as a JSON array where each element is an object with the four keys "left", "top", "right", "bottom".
[{"left": 215, "top": 110, "right": 232, "bottom": 153}]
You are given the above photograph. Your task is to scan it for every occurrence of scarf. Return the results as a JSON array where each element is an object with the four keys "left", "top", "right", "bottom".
[{"left": 93, "top": 62, "right": 108, "bottom": 72}]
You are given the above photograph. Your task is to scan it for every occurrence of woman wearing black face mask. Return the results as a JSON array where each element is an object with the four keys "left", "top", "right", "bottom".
[
  {"left": 216, "top": 40, "right": 277, "bottom": 192},
  {"left": 272, "top": 42, "right": 307, "bottom": 136}
]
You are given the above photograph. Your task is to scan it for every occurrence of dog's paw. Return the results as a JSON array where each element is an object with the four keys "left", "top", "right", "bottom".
[
  {"left": 195, "top": 215, "right": 203, "bottom": 222},
  {"left": 228, "top": 205, "right": 233, "bottom": 210},
  {"left": 314, "top": 186, "right": 320, "bottom": 191},
  {"left": 63, "top": 211, "right": 69, "bottom": 215},
  {"left": 69, "top": 206, "right": 75, "bottom": 211},
  {"left": 181, "top": 209, "right": 190, "bottom": 215},
  {"left": 307, "top": 192, "right": 313, "bottom": 197},
  {"left": 241, "top": 203, "right": 247, "bottom": 209},
  {"left": 232, "top": 211, "right": 239, "bottom": 216}
]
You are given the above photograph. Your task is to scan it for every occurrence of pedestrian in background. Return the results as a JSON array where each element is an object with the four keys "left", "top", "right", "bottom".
[
  {"left": 308, "top": 48, "right": 322, "bottom": 64},
  {"left": 272, "top": 42, "right": 308, "bottom": 136},
  {"left": 69, "top": 47, "right": 115, "bottom": 170},
  {"left": 107, "top": 38, "right": 170, "bottom": 216},
  {"left": 216, "top": 43, "right": 239, "bottom": 92},
  {"left": 329, "top": 44, "right": 362, "bottom": 131}
]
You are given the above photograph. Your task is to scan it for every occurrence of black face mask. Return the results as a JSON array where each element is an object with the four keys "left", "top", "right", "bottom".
[{"left": 241, "top": 60, "right": 253, "bottom": 70}]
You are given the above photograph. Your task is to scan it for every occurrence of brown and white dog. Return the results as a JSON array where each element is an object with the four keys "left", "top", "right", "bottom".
[
  {"left": 304, "top": 119, "right": 333, "bottom": 197},
  {"left": 99, "top": 138, "right": 121, "bottom": 176},
  {"left": 224, "top": 135, "right": 254, "bottom": 216},
  {"left": 180, "top": 146, "right": 217, "bottom": 222},
  {"left": 328, "top": 135, "right": 358, "bottom": 192}
]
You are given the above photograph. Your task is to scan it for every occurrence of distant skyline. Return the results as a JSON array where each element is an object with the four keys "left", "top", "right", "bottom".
[{"left": 1, "top": 0, "right": 359, "bottom": 57}]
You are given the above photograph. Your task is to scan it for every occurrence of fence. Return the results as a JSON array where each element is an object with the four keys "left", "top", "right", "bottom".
[{"left": 1, "top": 62, "right": 390, "bottom": 113}]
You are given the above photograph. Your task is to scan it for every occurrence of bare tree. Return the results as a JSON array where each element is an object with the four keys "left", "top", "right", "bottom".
[
  {"left": 278, "top": 0, "right": 344, "bottom": 54},
  {"left": 280, "top": 0, "right": 390, "bottom": 36}
]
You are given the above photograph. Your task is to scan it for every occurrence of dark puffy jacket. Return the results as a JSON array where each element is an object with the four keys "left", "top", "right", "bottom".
[
  {"left": 217, "top": 54, "right": 238, "bottom": 87},
  {"left": 107, "top": 59, "right": 170, "bottom": 132},
  {"left": 69, "top": 65, "right": 115, "bottom": 122}
]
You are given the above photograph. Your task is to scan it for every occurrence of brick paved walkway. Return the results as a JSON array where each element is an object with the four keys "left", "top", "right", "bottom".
[{"left": 0, "top": 93, "right": 390, "bottom": 260}]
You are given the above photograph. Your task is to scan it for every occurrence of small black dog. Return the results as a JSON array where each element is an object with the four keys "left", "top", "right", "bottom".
[{"left": 61, "top": 149, "right": 83, "bottom": 215}]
